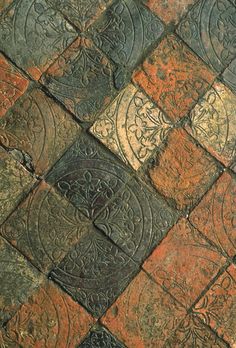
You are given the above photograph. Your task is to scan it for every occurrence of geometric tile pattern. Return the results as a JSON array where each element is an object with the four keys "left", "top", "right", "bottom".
[{"left": 0, "top": 0, "right": 236, "bottom": 346}]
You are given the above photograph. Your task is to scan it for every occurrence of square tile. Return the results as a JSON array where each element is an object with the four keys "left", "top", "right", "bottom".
[
  {"left": 0, "top": 53, "right": 29, "bottom": 118},
  {"left": 0, "top": 147, "right": 36, "bottom": 226},
  {"left": 47, "top": 0, "right": 112, "bottom": 31},
  {"left": 46, "top": 132, "right": 131, "bottom": 219},
  {"left": 88, "top": 0, "right": 164, "bottom": 88},
  {"left": 143, "top": 219, "right": 226, "bottom": 308},
  {"left": 41, "top": 37, "right": 117, "bottom": 122},
  {"left": 0, "top": 236, "right": 42, "bottom": 325},
  {"left": 0, "top": 0, "right": 77, "bottom": 80},
  {"left": 0, "top": 87, "right": 81, "bottom": 176},
  {"left": 133, "top": 34, "right": 215, "bottom": 121},
  {"left": 95, "top": 176, "right": 179, "bottom": 263},
  {"left": 194, "top": 264, "right": 236, "bottom": 347},
  {"left": 90, "top": 83, "right": 173, "bottom": 171},
  {"left": 6, "top": 280, "right": 95, "bottom": 347},
  {"left": 223, "top": 57, "right": 236, "bottom": 95},
  {"left": 0, "top": 181, "right": 92, "bottom": 273},
  {"left": 101, "top": 270, "right": 186, "bottom": 348},
  {"left": 50, "top": 228, "right": 139, "bottom": 318},
  {"left": 177, "top": 0, "right": 236, "bottom": 73},
  {"left": 79, "top": 325, "right": 126, "bottom": 347},
  {"left": 190, "top": 171, "right": 236, "bottom": 258},
  {"left": 186, "top": 81, "right": 236, "bottom": 166},
  {"left": 143, "top": 0, "right": 197, "bottom": 24},
  {"left": 148, "top": 129, "right": 221, "bottom": 212}
]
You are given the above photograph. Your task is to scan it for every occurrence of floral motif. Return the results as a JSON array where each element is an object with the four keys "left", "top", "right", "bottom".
[{"left": 80, "top": 326, "right": 126, "bottom": 348}]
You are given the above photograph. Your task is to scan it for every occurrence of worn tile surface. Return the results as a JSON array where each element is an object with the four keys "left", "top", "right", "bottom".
[{"left": 0, "top": 0, "right": 236, "bottom": 346}]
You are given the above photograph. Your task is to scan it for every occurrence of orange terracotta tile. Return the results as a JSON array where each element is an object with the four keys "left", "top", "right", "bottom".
[
  {"left": 190, "top": 171, "right": 236, "bottom": 258},
  {"left": 102, "top": 270, "right": 186, "bottom": 348},
  {"left": 133, "top": 34, "right": 215, "bottom": 121},
  {"left": 0, "top": 53, "right": 28, "bottom": 118},
  {"left": 148, "top": 129, "right": 221, "bottom": 211},
  {"left": 144, "top": 0, "right": 197, "bottom": 24},
  {"left": 6, "top": 280, "right": 95, "bottom": 347},
  {"left": 143, "top": 219, "right": 226, "bottom": 308},
  {"left": 194, "top": 264, "right": 236, "bottom": 347}
]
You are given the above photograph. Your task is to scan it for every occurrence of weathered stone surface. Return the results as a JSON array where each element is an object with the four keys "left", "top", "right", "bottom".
[
  {"left": 79, "top": 325, "right": 126, "bottom": 348},
  {"left": 0, "top": 0, "right": 77, "bottom": 80},
  {"left": 41, "top": 37, "right": 116, "bottom": 122},
  {"left": 223, "top": 57, "right": 236, "bottom": 96},
  {"left": 0, "top": 87, "right": 81, "bottom": 176},
  {"left": 50, "top": 228, "right": 139, "bottom": 318},
  {"left": 90, "top": 83, "right": 172, "bottom": 170}
]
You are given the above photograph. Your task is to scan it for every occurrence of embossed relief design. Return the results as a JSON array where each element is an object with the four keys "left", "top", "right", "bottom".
[
  {"left": 95, "top": 177, "right": 179, "bottom": 263},
  {"left": 6, "top": 281, "right": 95, "bottom": 347},
  {"left": 194, "top": 265, "right": 236, "bottom": 347},
  {"left": 177, "top": 0, "right": 236, "bottom": 73},
  {"left": 0, "top": 88, "right": 81, "bottom": 176},
  {"left": 80, "top": 326, "right": 126, "bottom": 348},
  {"left": 190, "top": 172, "right": 236, "bottom": 258},
  {"left": 50, "top": 229, "right": 139, "bottom": 318},
  {"left": 187, "top": 82, "right": 236, "bottom": 166},
  {"left": 48, "top": 0, "right": 112, "bottom": 30},
  {"left": 0, "top": 236, "right": 42, "bottom": 325},
  {"left": 0, "top": 0, "right": 14, "bottom": 13},
  {"left": 223, "top": 57, "right": 236, "bottom": 95},
  {"left": 41, "top": 37, "right": 116, "bottom": 122},
  {"left": 46, "top": 132, "right": 131, "bottom": 219},
  {"left": 0, "top": 181, "right": 92, "bottom": 273},
  {"left": 90, "top": 84, "right": 172, "bottom": 170},
  {"left": 0, "top": 147, "right": 36, "bottom": 226},
  {"left": 102, "top": 270, "right": 186, "bottom": 347},
  {"left": 0, "top": 0, "right": 77, "bottom": 80},
  {"left": 0, "top": 53, "right": 29, "bottom": 118},
  {"left": 88, "top": 0, "right": 164, "bottom": 86}
]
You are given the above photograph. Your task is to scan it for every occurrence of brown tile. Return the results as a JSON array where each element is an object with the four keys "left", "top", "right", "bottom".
[
  {"left": 133, "top": 34, "right": 215, "bottom": 121},
  {"left": 0, "top": 87, "right": 81, "bottom": 176},
  {"left": 187, "top": 81, "right": 236, "bottom": 166},
  {"left": 163, "top": 314, "right": 228, "bottom": 348},
  {"left": 102, "top": 270, "right": 186, "bottom": 348},
  {"left": 0, "top": 147, "right": 36, "bottom": 226},
  {"left": 144, "top": 0, "right": 197, "bottom": 24},
  {"left": 0, "top": 236, "right": 42, "bottom": 325},
  {"left": 6, "top": 280, "right": 95, "bottom": 347},
  {"left": 0, "top": 53, "right": 28, "bottom": 118},
  {"left": 148, "top": 129, "right": 221, "bottom": 212},
  {"left": 0, "top": 181, "right": 91, "bottom": 273},
  {"left": 190, "top": 171, "right": 236, "bottom": 258},
  {"left": 0, "top": 0, "right": 13, "bottom": 12},
  {"left": 90, "top": 83, "right": 173, "bottom": 170},
  {"left": 143, "top": 219, "right": 226, "bottom": 308},
  {"left": 194, "top": 264, "right": 236, "bottom": 347},
  {"left": 0, "top": 329, "right": 20, "bottom": 347}
]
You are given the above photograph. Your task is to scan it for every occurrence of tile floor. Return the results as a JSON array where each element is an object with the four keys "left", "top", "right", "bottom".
[{"left": 0, "top": 0, "right": 235, "bottom": 347}]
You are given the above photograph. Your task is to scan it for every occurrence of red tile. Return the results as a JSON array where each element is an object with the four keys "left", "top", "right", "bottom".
[
  {"left": 102, "top": 270, "right": 186, "bottom": 348},
  {"left": 143, "top": 219, "right": 226, "bottom": 308},
  {"left": 190, "top": 172, "right": 236, "bottom": 258},
  {"left": 194, "top": 264, "right": 236, "bottom": 347},
  {"left": 148, "top": 129, "right": 220, "bottom": 211},
  {"left": 133, "top": 34, "right": 215, "bottom": 121}
]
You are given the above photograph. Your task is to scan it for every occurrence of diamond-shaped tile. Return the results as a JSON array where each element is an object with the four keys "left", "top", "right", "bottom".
[
  {"left": 50, "top": 228, "right": 139, "bottom": 318},
  {"left": 0, "top": 0, "right": 77, "bottom": 80},
  {"left": 79, "top": 325, "right": 126, "bottom": 347},
  {"left": 41, "top": 37, "right": 117, "bottom": 122},
  {"left": 177, "top": 0, "right": 236, "bottom": 73},
  {"left": 6, "top": 280, "right": 95, "bottom": 347},
  {"left": 186, "top": 81, "right": 236, "bottom": 166},
  {"left": 0, "top": 87, "right": 81, "bottom": 176},
  {"left": 133, "top": 34, "right": 215, "bottom": 121},
  {"left": 0, "top": 236, "right": 42, "bottom": 325},
  {"left": 88, "top": 0, "right": 164, "bottom": 88},
  {"left": 46, "top": 132, "right": 131, "bottom": 219},
  {"left": 0, "top": 53, "right": 29, "bottom": 118},
  {"left": 90, "top": 83, "right": 172, "bottom": 171},
  {"left": 0, "top": 147, "right": 36, "bottom": 226},
  {"left": 0, "top": 181, "right": 91, "bottom": 273},
  {"left": 95, "top": 177, "right": 179, "bottom": 263},
  {"left": 223, "top": 57, "right": 236, "bottom": 95}
]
